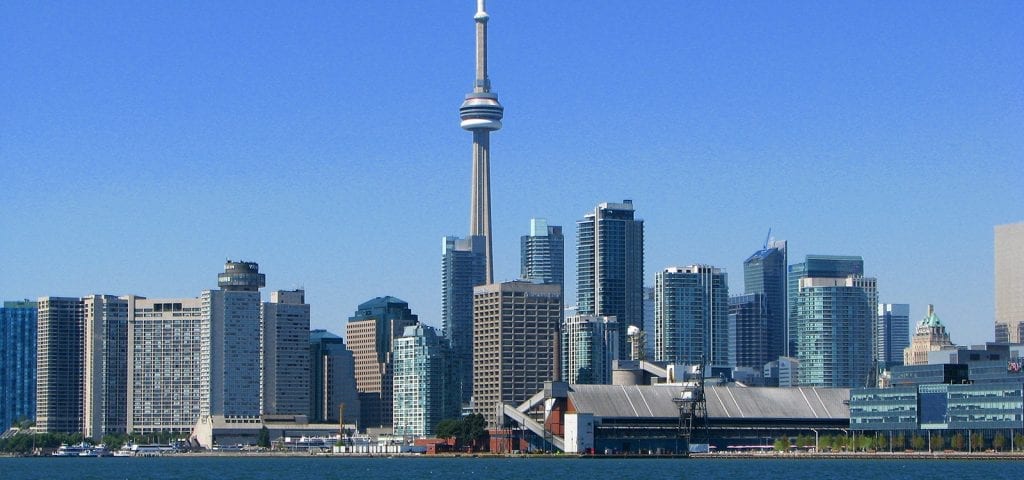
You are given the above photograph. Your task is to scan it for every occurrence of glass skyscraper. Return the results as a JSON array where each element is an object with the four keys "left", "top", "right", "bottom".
[
  {"left": 441, "top": 235, "right": 486, "bottom": 406},
  {"left": 728, "top": 293, "right": 769, "bottom": 370},
  {"left": 309, "top": 329, "right": 360, "bottom": 424},
  {"left": 787, "top": 255, "right": 864, "bottom": 357},
  {"left": 561, "top": 314, "right": 620, "bottom": 384},
  {"left": 392, "top": 323, "right": 455, "bottom": 438},
  {"left": 521, "top": 218, "right": 564, "bottom": 287},
  {"left": 1, "top": 300, "right": 37, "bottom": 429},
  {"left": 742, "top": 240, "right": 786, "bottom": 363},
  {"left": 577, "top": 200, "right": 644, "bottom": 360},
  {"left": 795, "top": 276, "right": 877, "bottom": 388},
  {"left": 35, "top": 296, "right": 84, "bottom": 433},
  {"left": 877, "top": 303, "right": 910, "bottom": 367},
  {"left": 654, "top": 265, "right": 729, "bottom": 366},
  {"left": 346, "top": 296, "right": 419, "bottom": 428}
]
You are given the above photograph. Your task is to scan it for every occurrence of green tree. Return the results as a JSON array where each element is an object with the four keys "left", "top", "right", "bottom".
[
  {"left": 458, "top": 414, "right": 487, "bottom": 449},
  {"left": 911, "top": 434, "right": 926, "bottom": 451},
  {"left": 875, "top": 433, "right": 888, "bottom": 451},
  {"left": 435, "top": 419, "right": 459, "bottom": 442},
  {"left": 951, "top": 432, "right": 965, "bottom": 451},
  {"left": 969, "top": 432, "right": 984, "bottom": 452},
  {"left": 894, "top": 433, "right": 906, "bottom": 451},
  {"left": 992, "top": 432, "right": 1006, "bottom": 451},
  {"left": 257, "top": 426, "right": 271, "bottom": 448},
  {"left": 857, "top": 434, "right": 873, "bottom": 452},
  {"left": 1014, "top": 433, "right": 1024, "bottom": 452},
  {"left": 773, "top": 436, "right": 790, "bottom": 452},
  {"left": 930, "top": 433, "right": 944, "bottom": 451}
]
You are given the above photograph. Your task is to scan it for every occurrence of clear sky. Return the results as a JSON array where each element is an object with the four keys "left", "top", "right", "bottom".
[{"left": 2, "top": 1, "right": 1021, "bottom": 346}]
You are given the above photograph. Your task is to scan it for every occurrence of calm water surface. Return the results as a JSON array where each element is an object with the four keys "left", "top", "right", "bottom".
[{"left": 0, "top": 456, "right": 1018, "bottom": 480}]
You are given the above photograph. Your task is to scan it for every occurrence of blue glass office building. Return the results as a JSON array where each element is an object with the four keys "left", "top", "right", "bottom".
[
  {"left": 441, "top": 235, "right": 486, "bottom": 405},
  {"left": 1, "top": 300, "right": 37, "bottom": 429},
  {"left": 743, "top": 240, "right": 786, "bottom": 363}
]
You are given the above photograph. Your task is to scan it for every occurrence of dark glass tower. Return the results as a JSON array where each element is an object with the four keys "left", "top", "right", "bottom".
[
  {"left": 441, "top": 235, "right": 486, "bottom": 406},
  {"left": 742, "top": 240, "right": 787, "bottom": 363},
  {"left": 1, "top": 300, "right": 37, "bottom": 430},
  {"left": 577, "top": 200, "right": 644, "bottom": 360}
]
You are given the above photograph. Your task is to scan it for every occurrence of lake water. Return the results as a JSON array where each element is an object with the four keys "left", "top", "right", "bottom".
[{"left": 0, "top": 456, "right": 1019, "bottom": 480}]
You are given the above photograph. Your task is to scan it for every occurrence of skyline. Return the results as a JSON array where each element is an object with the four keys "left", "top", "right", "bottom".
[{"left": 2, "top": 1, "right": 1022, "bottom": 347}]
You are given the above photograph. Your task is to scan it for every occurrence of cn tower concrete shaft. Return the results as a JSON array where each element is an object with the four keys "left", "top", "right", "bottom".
[{"left": 460, "top": 0, "right": 503, "bottom": 284}]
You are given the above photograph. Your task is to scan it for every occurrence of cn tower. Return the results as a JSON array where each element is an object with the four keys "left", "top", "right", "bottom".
[{"left": 460, "top": 0, "right": 503, "bottom": 284}]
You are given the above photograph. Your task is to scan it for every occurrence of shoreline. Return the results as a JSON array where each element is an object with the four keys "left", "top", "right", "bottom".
[{"left": 6, "top": 451, "right": 1024, "bottom": 460}]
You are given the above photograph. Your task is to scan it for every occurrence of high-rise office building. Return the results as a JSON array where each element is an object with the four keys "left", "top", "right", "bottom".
[
  {"left": 309, "top": 330, "right": 360, "bottom": 425},
  {"left": 261, "top": 290, "right": 310, "bottom": 416},
  {"left": 35, "top": 297, "right": 83, "bottom": 433},
  {"left": 392, "top": 323, "right": 454, "bottom": 438},
  {"left": 441, "top": 235, "right": 486, "bottom": 406},
  {"left": 877, "top": 303, "right": 910, "bottom": 366},
  {"left": 460, "top": 0, "right": 503, "bottom": 285},
  {"left": 82, "top": 294, "right": 129, "bottom": 439},
  {"left": 787, "top": 255, "right": 863, "bottom": 357},
  {"left": 200, "top": 261, "right": 265, "bottom": 420},
  {"left": 654, "top": 265, "right": 729, "bottom": 366},
  {"left": 521, "top": 218, "right": 564, "bottom": 287},
  {"left": 642, "top": 286, "right": 655, "bottom": 360},
  {"left": 1, "top": 300, "right": 37, "bottom": 429},
  {"left": 728, "top": 293, "right": 769, "bottom": 370},
  {"left": 795, "top": 276, "right": 876, "bottom": 388},
  {"left": 126, "top": 296, "right": 204, "bottom": 434},
  {"left": 995, "top": 222, "right": 1024, "bottom": 343},
  {"left": 577, "top": 200, "right": 644, "bottom": 360},
  {"left": 473, "top": 281, "right": 561, "bottom": 427},
  {"left": 904, "top": 304, "right": 955, "bottom": 366},
  {"left": 561, "top": 315, "right": 619, "bottom": 384},
  {"left": 346, "top": 296, "right": 419, "bottom": 428},
  {"left": 743, "top": 240, "right": 786, "bottom": 362}
]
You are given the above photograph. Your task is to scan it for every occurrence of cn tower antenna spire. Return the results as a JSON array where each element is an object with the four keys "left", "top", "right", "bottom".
[{"left": 460, "top": 0, "right": 503, "bottom": 284}]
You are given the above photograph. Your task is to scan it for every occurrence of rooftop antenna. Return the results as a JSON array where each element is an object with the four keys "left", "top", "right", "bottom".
[{"left": 763, "top": 227, "right": 772, "bottom": 250}]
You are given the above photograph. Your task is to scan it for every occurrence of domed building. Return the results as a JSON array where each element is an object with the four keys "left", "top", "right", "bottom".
[{"left": 903, "top": 304, "right": 956, "bottom": 365}]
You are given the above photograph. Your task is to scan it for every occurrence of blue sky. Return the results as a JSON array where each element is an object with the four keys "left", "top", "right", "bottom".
[{"left": 2, "top": 1, "right": 1021, "bottom": 346}]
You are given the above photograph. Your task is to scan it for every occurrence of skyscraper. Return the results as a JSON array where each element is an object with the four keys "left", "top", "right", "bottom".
[
  {"left": 795, "top": 276, "right": 876, "bottom": 388},
  {"left": 473, "top": 281, "right": 561, "bottom": 427},
  {"left": 561, "top": 314, "right": 619, "bottom": 384},
  {"left": 877, "top": 303, "right": 910, "bottom": 366},
  {"left": 1, "top": 300, "right": 37, "bottom": 430},
  {"left": 200, "top": 261, "right": 265, "bottom": 420},
  {"left": 261, "top": 290, "right": 310, "bottom": 416},
  {"left": 392, "top": 323, "right": 454, "bottom": 438},
  {"left": 577, "top": 200, "right": 644, "bottom": 360},
  {"left": 904, "top": 304, "right": 955, "bottom": 366},
  {"left": 126, "top": 296, "right": 204, "bottom": 435},
  {"left": 654, "top": 265, "right": 729, "bottom": 366},
  {"left": 82, "top": 294, "right": 129, "bottom": 439},
  {"left": 345, "top": 296, "right": 418, "bottom": 428},
  {"left": 995, "top": 222, "right": 1024, "bottom": 343},
  {"left": 521, "top": 218, "right": 564, "bottom": 287},
  {"left": 441, "top": 235, "right": 486, "bottom": 406},
  {"left": 35, "top": 297, "right": 83, "bottom": 433},
  {"left": 309, "top": 329, "right": 360, "bottom": 425},
  {"left": 460, "top": 0, "right": 503, "bottom": 285},
  {"left": 728, "top": 293, "right": 769, "bottom": 370},
  {"left": 787, "top": 255, "right": 864, "bottom": 357},
  {"left": 743, "top": 239, "right": 786, "bottom": 362}
]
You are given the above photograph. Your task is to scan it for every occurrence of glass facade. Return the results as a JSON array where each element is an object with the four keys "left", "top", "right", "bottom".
[
  {"left": 795, "top": 276, "right": 875, "bottom": 388},
  {"left": 743, "top": 241, "right": 786, "bottom": 363},
  {"left": 728, "top": 293, "right": 769, "bottom": 370},
  {"left": 787, "top": 255, "right": 863, "bottom": 357},
  {"left": 441, "top": 235, "right": 486, "bottom": 405},
  {"left": 877, "top": 303, "right": 910, "bottom": 366},
  {"left": 392, "top": 324, "right": 453, "bottom": 438},
  {"left": 562, "top": 315, "right": 619, "bottom": 384},
  {"left": 577, "top": 201, "right": 644, "bottom": 361},
  {"left": 521, "top": 218, "right": 564, "bottom": 287},
  {"left": 851, "top": 382, "right": 1024, "bottom": 432},
  {"left": 655, "top": 265, "right": 729, "bottom": 366},
  {"left": 0, "top": 301, "right": 37, "bottom": 429}
]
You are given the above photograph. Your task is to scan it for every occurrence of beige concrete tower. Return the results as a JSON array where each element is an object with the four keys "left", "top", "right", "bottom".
[
  {"left": 995, "top": 222, "right": 1024, "bottom": 342},
  {"left": 460, "top": 0, "right": 503, "bottom": 284}
]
